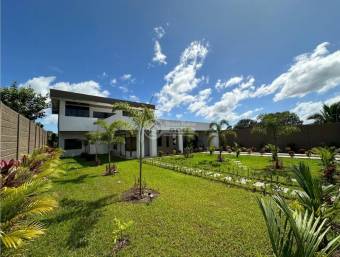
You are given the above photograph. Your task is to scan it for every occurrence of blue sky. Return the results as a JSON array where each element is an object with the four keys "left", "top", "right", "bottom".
[{"left": 2, "top": 0, "right": 340, "bottom": 132}]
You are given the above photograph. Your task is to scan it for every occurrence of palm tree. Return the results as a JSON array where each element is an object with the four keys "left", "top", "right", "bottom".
[
  {"left": 311, "top": 147, "right": 337, "bottom": 183},
  {"left": 209, "top": 120, "right": 236, "bottom": 162},
  {"left": 112, "top": 103, "right": 155, "bottom": 197},
  {"left": 181, "top": 127, "right": 196, "bottom": 157},
  {"left": 308, "top": 101, "right": 340, "bottom": 124},
  {"left": 252, "top": 112, "right": 301, "bottom": 169},
  {"left": 258, "top": 195, "right": 340, "bottom": 257},
  {"left": 94, "top": 119, "right": 130, "bottom": 174},
  {"left": 85, "top": 131, "right": 102, "bottom": 165}
]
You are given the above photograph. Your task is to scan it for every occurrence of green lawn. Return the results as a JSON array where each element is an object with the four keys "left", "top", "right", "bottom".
[
  {"left": 156, "top": 153, "right": 322, "bottom": 179},
  {"left": 17, "top": 156, "right": 272, "bottom": 257}
]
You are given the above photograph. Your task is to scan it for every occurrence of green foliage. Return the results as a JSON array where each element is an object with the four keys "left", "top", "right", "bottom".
[
  {"left": 234, "top": 118, "right": 257, "bottom": 129},
  {"left": 208, "top": 145, "right": 215, "bottom": 155},
  {"left": 94, "top": 119, "right": 130, "bottom": 172},
  {"left": 307, "top": 101, "right": 340, "bottom": 124},
  {"left": 0, "top": 148, "right": 62, "bottom": 251},
  {"left": 291, "top": 162, "right": 339, "bottom": 221},
  {"left": 112, "top": 218, "right": 133, "bottom": 245},
  {"left": 85, "top": 131, "right": 102, "bottom": 163},
  {"left": 312, "top": 147, "right": 337, "bottom": 183},
  {"left": 233, "top": 142, "right": 241, "bottom": 158},
  {"left": 258, "top": 195, "right": 340, "bottom": 257},
  {"left": 0, "top": 83, "right": 48, "bottom": 120}
]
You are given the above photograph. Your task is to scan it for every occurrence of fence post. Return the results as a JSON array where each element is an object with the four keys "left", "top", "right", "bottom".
[{"left": 16, "top": 113, "right": 20, "bottom": 160}]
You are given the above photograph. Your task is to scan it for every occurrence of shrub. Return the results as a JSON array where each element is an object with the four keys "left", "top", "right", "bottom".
[
  {"left": 288, "top": 150, "right": 295, "bottom": 158},
  {"left": 247, "top": 148, "right": 252, "bottom": 154},
  {"left": 209, "top": 145, "right": 215, "bottom": 155},
  {"left": 298, "top": 148, "right": 306, "bottom": 154},
  {"left": 158, "top": 151, "right": 163, "bottom": 157},
  {"left": 172, "top": 149, "right": 177, "bottom": 155}
]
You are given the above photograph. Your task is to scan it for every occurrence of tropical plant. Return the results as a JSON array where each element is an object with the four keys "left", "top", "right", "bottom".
[
  {"left": 209, "top": 120, "right": 237, "bottom": 162},
  {"left": 233, "top": 142, "right": 241, "bottom": 158},
  {"left": 182, "top": 128, "right": 196, "bottom": 158},
  {"left": 252, "top": 112, "right": 301, "bottom": 169},
  {"left": 209, "top": 145, "right": 215, "bottom": 155},
  {"left": 291, "top": 162, "right": 339, "bottom": 222},
  {"left": 308, "top": 101, "right": 340, "bottom": 124},
  {"left": 233, "top": 118, "right": 256, "bottom": 129},
  {"left": 112, "top": 217, "right": 134, "bottom": 245},
  {"left": 258, "top": 195, "right": 340, "bottom": 257},
  {"left": 112, "top": 103, "right": 155, "bottom": 197},
  {"left": 85, "top": 131, "right": 102, "bottom": 165},
  {"left": 94, "top": 119, "right": 131, "bottom": 175},
  {"left": 0, "top": 82, "right": 48, "bottom": 120},
  {"left": 312, "top": 147, "right": 337, "bottom": 183}
]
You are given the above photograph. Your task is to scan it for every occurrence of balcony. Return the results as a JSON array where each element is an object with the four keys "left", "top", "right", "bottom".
[{"left": 59, "top": 115, "right": 98, "bottom": 131}]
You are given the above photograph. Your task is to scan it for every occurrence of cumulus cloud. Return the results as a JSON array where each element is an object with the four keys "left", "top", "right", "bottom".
[
  {"left": 253, "top": 42, "right": 340, "bottom": 101},
  {"left": 129, "top": 95, "right": 140, "bottom": 102},
  {"left": 291, "top": 95, "right": 340, "bottom": 123},
  {"left": 215, "top": 76, "right": 244, "bottom": 90},
  {"left": 154, "top": 26, "right": 165, "bottom": 39},
  {"left": 156, "top": 41, "right": 209, "bottom": 116},
  {"left": 120, "top": 74, "right": 135, "bottom": 84},
  {"left": 111, "top": 78, "right": 117, "bottom": 86},
  {"left": 152, "top": 41, "right": 167, "bottom": 65}
]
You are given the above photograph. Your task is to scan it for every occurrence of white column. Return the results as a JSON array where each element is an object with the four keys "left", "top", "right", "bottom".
[
  {"left": 149, "top": 129, "right": 157, "bottom": 157},
  {"left": 136, "top": 128, "right": 144, "bottom": 158},
  {"left": 177, "top": 133, "right": 183, "bottom": 153}
]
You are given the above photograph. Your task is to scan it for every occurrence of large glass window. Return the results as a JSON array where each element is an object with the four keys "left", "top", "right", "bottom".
[
  {"left": 93, "top": 111, "right": 114, "bottom": 119},
  {"left": 64, "top": 139, "right": 82, "bottom": 150},
  {"left": 125, "top": 136, "right": 136, "bottom": 151},
  {"left": 157, "top": 136, "right": 162, "bottom": 147},
  {"left": 65, "top": 102, "right": 89, "bottom": 117}
]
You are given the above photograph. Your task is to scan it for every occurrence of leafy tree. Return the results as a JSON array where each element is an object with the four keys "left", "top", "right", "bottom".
[
  {"left": 308, "top": 101, "right": 340, "bottom": 124},
  {"left": 85, "top": 131, "right": 102, "bottom": 165},
  {"left": 0, "top": 83, "right": 48, "bottom": 120},
  {"left": 209, "top": 120, "right": 237, "bottom": 162},
  {"left": 252, "top": 112, "right": 301, "bottom": 169},
  {"left": 94, "top": 119, "right": 130, "bottom": 174},
  {"left": 234, "top": 119, "right": 256, "bottom": 129},
  {"left": 112, "top": 103, "right": 155, "bottom": 197}
]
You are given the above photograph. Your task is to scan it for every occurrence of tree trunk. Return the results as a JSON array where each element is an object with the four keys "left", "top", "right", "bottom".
[
  {"left": 108, "top": 143, "right": 111, "bottom": 171},
  {"left": 139, "top": 129, "right": 143, "bottom": 197},
  {"left": 95, "top": 143, "right": 98, "bottom": 165}
]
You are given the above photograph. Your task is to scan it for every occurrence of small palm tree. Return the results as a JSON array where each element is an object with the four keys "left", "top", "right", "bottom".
[
  {"left": 311, "top": 147, "right": 337, "bottom": 183},
  {"left": 209, "top": 120, "right": 236, "bottom": 162},
  {"left": 252, "top": 112, "right": 300, "bottom": 169},
  {"left": 258, "top": 195, "right": 340, "bottom": 257},
  {"left": 182, "top": 127, "right": 196, "bottom": 157},
  {"left": 94, "top": 119, "right": 131, "bottom": 174},
  {"left": 112, "top": 103, "right": 155, "bottom": 197},
  {"left": 85, "top": 131, "right": 102, "bottom": 165},
  {"left": 308, "top": 101, "right": 340, "bottom": 124}
]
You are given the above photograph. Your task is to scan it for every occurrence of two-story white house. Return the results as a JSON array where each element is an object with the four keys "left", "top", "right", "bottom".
[{"left": 50, "top": 89, "right": 218, "bottom": 157}]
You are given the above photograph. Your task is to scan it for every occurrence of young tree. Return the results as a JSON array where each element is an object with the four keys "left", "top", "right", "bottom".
[
  {"left": 181, "top": 127, "right": 196, "bottom": 158},
  {"left": 308, "top": 101, "right": 340, "bottom": 124},
  {"left": 252, "top": 112, "right": 301, "bottom": 169},
  {"left": 85, "top": 131, "right": 102, "bottom": 165},
  {"left": 209, "top": 120, "right": 237, "bottom": 162},
  {"left": 94, "top": 119, "right": 130, "bottom": 175},
  {"left": 0, "top": 83, "right": 48, "bottom": 120},
  {"left": 112, "top": 103, "right": 155, "bottom": 197}
]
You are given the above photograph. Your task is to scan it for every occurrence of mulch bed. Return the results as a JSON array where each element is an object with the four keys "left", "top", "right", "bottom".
[
  {"left": 121, "top": 187, "right": 159, "bottom": 203},
  {"left": 111, "top": 238, "right": 129, "bottom": 255}
]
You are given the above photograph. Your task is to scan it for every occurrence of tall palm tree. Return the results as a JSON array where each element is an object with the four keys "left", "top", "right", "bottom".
[
  {"left": 112, "top": 103, "right": 155, "bottom": 197},
  {"left": 94, "top": 119, "right": 130, "bottom": 174},
  {"left": 85, "top": 131, "right": 102, "bottom": 164},
  {"left": 209, "top": 120, "right": 236, "bottom": 162},
  {"left": 181, "top": 128, "right": 196, "bottom": 157},
  {"left": 308, "top": 101, "right": 340, "bottom": 124}
]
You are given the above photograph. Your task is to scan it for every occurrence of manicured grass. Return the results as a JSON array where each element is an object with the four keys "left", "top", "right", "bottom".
[
  {"left": 17, "top": 156, "right": 272, "bottom": 257},
  {"left": 157, "top": 153, "right": 322, "bottom": 179}
]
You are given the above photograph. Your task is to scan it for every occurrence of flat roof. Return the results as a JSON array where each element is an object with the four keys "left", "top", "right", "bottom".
[{"left": 50, "top": 89, "right": 155, "bottom": 109}]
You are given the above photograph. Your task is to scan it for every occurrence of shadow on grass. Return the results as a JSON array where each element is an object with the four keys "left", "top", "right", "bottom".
[
  {"left": 53, "top": 174, "right": 98, "bottom": 185},
  {"left": 44, "top": 194, "right": 119, "bottom": 249}
]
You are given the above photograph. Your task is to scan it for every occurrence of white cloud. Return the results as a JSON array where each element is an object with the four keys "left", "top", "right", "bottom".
[
  {"left": 120, "top": 74, "right": 135, "bottom": 83},
  {"left": 152, "top": 41, "right": 167, "bottom": 65},
  {"left": 215, "top": 76, "right": 244, "bottom": 90},
  {"left": 19, "top": 76, "right": 110, "bottom": 128},
  {"left": 156, "top": 41, "right": 209, "bottom": 116},
  {"left": 129, "top": 95, "right": 140, "bottom": 102},
  {"left": 154, "top": 26, "right": 165, "bottom": 39},
  {"left": 119, "top": 86, "right": 129, "bottom": 93},
  {"left": 175, "top": 114, "right": 183, "bottom": 119},
  {"left": 111, "top": 78, "right": 117, "bottom": 86},
  {"left": 253, "top": 42, "right": 340, "bottom": 101},
  {"left": 291, "top": 94, "right": 340, "bottom": 123}
]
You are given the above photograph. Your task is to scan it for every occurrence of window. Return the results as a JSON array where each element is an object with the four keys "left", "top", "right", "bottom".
[
  {"left": 157, "top": 136, "right": 162, "bottom": 147},
  {"left": 166, "top": 136, "right": 170, "bottom": 147},
  {"left": 65, "top": 102, "right": 89, "bottom": 117},
  {"left": 64, "top": 139, "right": 82, "bottom": 150},
  {"left": 122, "top": 111, "right": 131, "bottom": 117},
  {"left": 125, "top": 136, "right": 136, "bottom": 151},
  {"left": 93, "top": 111, "right": 114, "bottom": 119}
]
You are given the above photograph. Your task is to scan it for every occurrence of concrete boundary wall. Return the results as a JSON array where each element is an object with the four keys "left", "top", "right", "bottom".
[{"left": 0, "top": 102, "right": 48, "bottom": 160}]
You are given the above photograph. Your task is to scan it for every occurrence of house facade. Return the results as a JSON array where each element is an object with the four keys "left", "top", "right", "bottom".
[{"left": 50, "top": 89, "right": 218, "bottom": 157}]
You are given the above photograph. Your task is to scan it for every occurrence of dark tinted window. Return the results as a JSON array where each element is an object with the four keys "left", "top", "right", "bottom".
[
  {"left": 157, "top": 136, "right": 162, "bottom": 147},
  {"left": 93, "top": 111, "right": 114, "bottom": 119},
  {"left": 125, "top": 136, "right": 136, "bottom": 151},
  {"left": 166, "top": 136, "right": 170, "bottom": 147},
  {"left": 65, "top": 104, "right": 89, "bottom": 117},
  {"left": 64, "top": 139, "right": 82, "bottom": 150}
]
